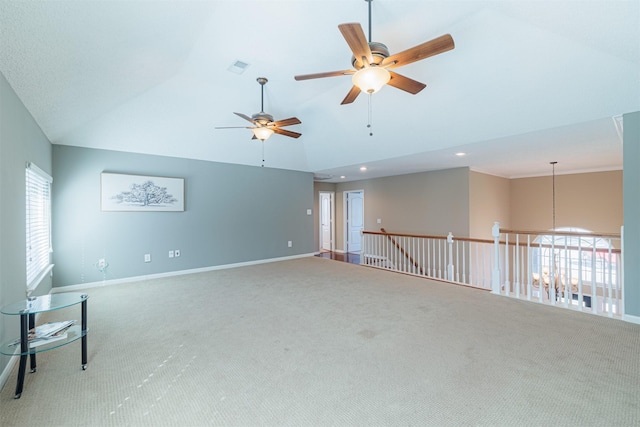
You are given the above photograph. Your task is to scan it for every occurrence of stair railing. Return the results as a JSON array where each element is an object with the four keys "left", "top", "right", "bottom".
[
  {"left": 361, "top": 229, "right": 494, "bottom": 290},
  {"left": 380, "top": 228, "right": 424, "bottom": 275}
]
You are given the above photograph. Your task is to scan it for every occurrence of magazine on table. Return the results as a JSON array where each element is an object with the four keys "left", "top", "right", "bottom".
[{"left": 9, "top": 320, "right": 76, "bottom": 347}]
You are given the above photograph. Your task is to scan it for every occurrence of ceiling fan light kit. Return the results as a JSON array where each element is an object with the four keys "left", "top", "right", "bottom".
[
  {"left": 352, "top": 66, "right": 390, "bottom": 94},
  {"left": 252, "top": 126, "right": 274, "bottom": 141}
]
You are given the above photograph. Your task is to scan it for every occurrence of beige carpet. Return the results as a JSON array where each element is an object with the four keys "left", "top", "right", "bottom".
[{"left": 1, "top": 257, "right": 639, "bottom": 426}]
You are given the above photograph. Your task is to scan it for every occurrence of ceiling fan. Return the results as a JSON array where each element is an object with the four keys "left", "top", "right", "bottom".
[
  {"left": 294, "top": 0, "right": 455, "bottom": 105},
  {"left": 215, "top": 77, "right": 302, "bottom": 141}
]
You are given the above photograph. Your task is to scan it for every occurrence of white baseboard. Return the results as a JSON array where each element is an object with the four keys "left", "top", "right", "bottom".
[
  {"left": 51, "top": 253, "right": 316, "bottom": 293},
  {"left": 623, "top": 313, "right": 640, "bottom": 325}
]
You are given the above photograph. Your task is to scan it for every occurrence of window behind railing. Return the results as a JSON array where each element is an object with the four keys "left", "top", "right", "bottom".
[
  {"left": 532, "top": 228, "right": 619, "bottom": 292},
  {"left": 494, "top": 225, "right": 622, "bottom": 318},
  {"left": 361, "top": 226, "right": 623, "bottom": 319}
]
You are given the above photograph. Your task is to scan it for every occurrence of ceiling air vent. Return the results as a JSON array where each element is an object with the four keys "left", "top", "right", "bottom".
[
  {"left": 313, "top": 174, "right": 333, "bottom": 181},
  {"left": 228, "top": 60, "right": 250, "bottom": 74}
]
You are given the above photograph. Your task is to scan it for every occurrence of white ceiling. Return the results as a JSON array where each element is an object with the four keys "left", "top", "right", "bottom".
[{"left": 1, "top": 1, "right": 638, "bottom": 182}]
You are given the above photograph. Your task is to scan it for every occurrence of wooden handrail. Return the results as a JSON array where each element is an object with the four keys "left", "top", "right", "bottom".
[
  {"left": 380, "top": 228, "right": 424, "bottom": 275},
  {"left": 500, "top": 228, "right": 620, "bottom": 239},
  {"left": 363, "top": 229, "right": 493, "bottom": 244},
  {"left": 364, "top": 229, "right": 621, "bottom": 255}
]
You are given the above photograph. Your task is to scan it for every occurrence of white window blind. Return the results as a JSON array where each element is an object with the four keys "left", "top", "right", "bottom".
[{"left": 26, "top": 162, "right": 53, "bottom": 290}]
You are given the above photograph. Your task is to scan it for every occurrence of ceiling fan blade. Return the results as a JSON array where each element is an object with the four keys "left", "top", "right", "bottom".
[
  {"left": 233, "top": 112, "right": 257, "bottom": 124},
  {"left": 338, "top": 23, "right": 373, "bottom": 65},
  {"left": 387, "top": 71, "right": 426, "bottom": 94},
  {"left": 341, "top": 85, "right": 361, "bottom": 105},
  {"left": 273, "top": 128, "right": 302, "bottom": 139},
  {"left": 382, "top": 34, "right": 455, "bottom": 68},
  {"left": 271, "top": 117, "right": 301, "bottom": 127},
  {"left": 295, "top": 70, "right": 354, "bottom": 81}
]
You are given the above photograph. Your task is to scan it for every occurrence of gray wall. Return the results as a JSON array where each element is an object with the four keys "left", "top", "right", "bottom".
[
  {"left": 52, "top": 145, "right": 314, "bottom": 287},
  {"left": 0, "top": 72, "right": 53, "bottom": 376},
  {"left": 623, "top": 111, "right": 640, "bottom": 319}
]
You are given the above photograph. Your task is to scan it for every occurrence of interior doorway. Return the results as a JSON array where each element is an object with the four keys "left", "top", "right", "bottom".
[
  {"left": 344, "top": 190, "right": 364, "bottom": 253},
  {"left": 319, "top": 191, "right": 335, "bottom": 252}
]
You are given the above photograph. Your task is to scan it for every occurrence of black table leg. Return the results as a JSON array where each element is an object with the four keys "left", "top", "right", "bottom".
[
  {"left": 81, "top": 295, "right": 88, "bottom": 370},
  {"left": 14, "top": 311, "right": 29, "bottom": 399},
  {"left": 28, "top": 313, "right": 36, "bottom": 373}
]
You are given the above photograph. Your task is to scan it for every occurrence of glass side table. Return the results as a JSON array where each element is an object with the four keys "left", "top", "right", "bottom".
[{"left": 1, "top": 292, "right": 88, "bottom": 399}]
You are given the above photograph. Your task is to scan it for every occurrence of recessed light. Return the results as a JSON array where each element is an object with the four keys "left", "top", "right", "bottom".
[
  {"left": 360, "top": 166, "right": 367, "bottom": 171},
  {"left": 340, "top": 175, "right": 346, "bottom": 179},
  {"left": 455, "top": 152, "right": 466, "bottom": 157}
]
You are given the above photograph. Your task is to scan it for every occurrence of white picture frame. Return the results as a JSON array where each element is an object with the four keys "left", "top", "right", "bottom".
[{"left": 101, "top": 173, "right": 185, "bottom": 212}]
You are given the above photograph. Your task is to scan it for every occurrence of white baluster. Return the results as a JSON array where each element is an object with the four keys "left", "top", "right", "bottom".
[
  {"left": 462, "top": 241, "right": 466, "bottom": 284},
  {"left": 538, "top": 240, "right": 544, "bottom": 303},
  {"left": 563, "top": 239, "right": 569, "bottom": 308},
  {"left": 526, "top": 235, "right": 532, "bottom": 301},
  {"left": 447, "top": 232, "right": 454, "bottom": 281},
  {"left": 515, "top": 234, "right": 520, "bottom": 298},
  {"left": 455, "top": 241, "right": 460, "bottom": 283},
  {"left": 504, "top": 233, "right": 510, "bottom": 295},
  {"left": 491, "top": 222, "right": 501, "bottom": 294},
  {"left": 577, "top": 237, "right": 584, "bottom": 311},
  {"left": 421, "top": 237, "right": 425, "bottom": 276},
  {"left": 438, "top": 239, "right": 442, "bottom": 279},
  {"left": 607, "top": 239, "right": 613, "bottom": 317},
  {"left": 591, "top": 239, "right": 597, "bottom": 314}
]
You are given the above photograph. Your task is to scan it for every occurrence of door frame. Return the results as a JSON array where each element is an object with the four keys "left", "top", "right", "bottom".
[
  {"left": 318, "top": 191, "right": 335, "bottom": 252},
  {"left": 343, "top": 189, "right": 364, "bottom": 254}
]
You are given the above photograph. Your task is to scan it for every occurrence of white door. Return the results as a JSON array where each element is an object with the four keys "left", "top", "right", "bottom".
[
  {"left": 320, "top": 192, "right": 333, "bottom": 251},
  {"left": 345, "top": 190, "right": 364, "bottom": 253}
]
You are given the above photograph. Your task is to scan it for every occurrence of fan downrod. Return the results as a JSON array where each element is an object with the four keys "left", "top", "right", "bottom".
[{"left": 253, "top": 77, "right": 273, "bottom": 124}]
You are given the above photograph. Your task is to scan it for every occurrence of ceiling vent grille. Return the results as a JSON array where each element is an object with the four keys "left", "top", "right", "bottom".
[
  {"left": 313, "top": 174, "right": 334, "bottom": 181},
  {"left": 228, "top": 60, "right": 250, "bottom": 74}
]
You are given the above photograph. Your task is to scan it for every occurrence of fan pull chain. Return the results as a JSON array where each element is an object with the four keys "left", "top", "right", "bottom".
[
  {"left": 367, "top": 93, "right": 373, "bottom": 136},
  {"left": 261, "top": 141, "right": 265, "bottom": 167}
]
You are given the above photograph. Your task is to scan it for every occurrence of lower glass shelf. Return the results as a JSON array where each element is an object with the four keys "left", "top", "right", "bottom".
[{"left": 0, "top": 325, "right": 87, "bottom": 356}]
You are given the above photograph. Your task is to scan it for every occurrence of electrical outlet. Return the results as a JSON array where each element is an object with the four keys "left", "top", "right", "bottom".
[
  {"left": 144, "top": 254, "right": 151, "bottom": 263},
  {"left": 288, "top": 241, "right": 292, "bottom": 248},
  {"left": 169, "top": 250, "right": 174, "bottom": 258},
  {"left": 175, "top": 249, "right": 180, "bottom": 257},
  {"left": 97, "top": 258, "right": 107, "bottom": 270}
]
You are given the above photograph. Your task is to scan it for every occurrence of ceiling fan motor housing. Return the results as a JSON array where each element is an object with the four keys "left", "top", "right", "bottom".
[
  {"left": 252, "top": 112, "right": 274, "bottom": 125},
  {"left": 351, "top": 41, "right": 390, "bottom": 69}
]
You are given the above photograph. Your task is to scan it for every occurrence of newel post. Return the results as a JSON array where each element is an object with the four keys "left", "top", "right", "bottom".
[
  {"left": 491, "top": 222, "right": 501, "bottom": 294},
  {"left": 447, "top": 232, "right": 454, "bottom": 281}
]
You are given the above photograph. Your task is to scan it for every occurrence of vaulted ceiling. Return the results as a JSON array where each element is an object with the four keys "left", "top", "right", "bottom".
[{"left": 1, "top": 1, "right": 638, "bottom": 182}]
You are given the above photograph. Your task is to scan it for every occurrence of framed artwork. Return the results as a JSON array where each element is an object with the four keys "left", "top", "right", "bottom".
[{"left": 101, "top": 173, "right": 185, "bottom": 212}]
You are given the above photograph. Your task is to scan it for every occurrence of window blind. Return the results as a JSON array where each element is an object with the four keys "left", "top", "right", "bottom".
[{"left": 26, "top": 162, "right": 52, "bottom": 290}]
